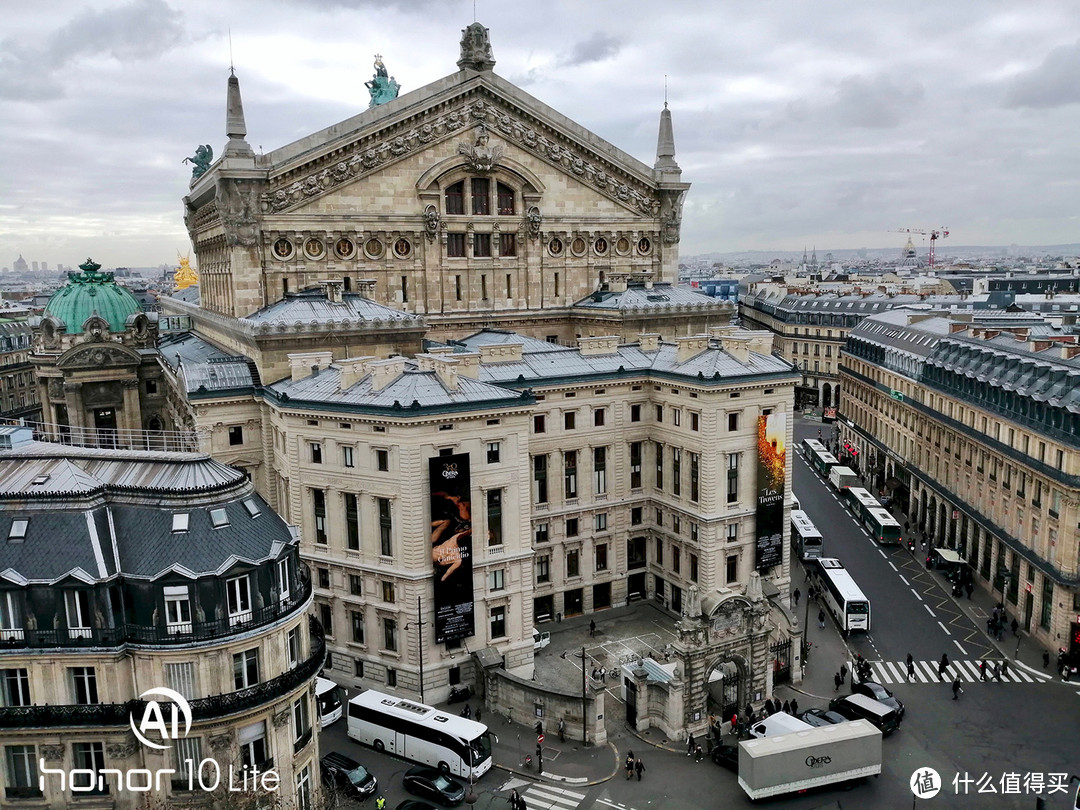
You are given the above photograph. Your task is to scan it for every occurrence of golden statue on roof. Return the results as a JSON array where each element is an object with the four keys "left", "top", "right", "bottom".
[{"left": 174, "top": 253, "right": 199, "bottom": 291}]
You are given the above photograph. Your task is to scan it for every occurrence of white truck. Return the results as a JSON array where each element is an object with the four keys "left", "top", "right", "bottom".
[
  {"left": 737, "top": 719, "right": 882, "bottom": 800},
  {"left": 828, "top": 465, "right": 858, "bottom": 492}
]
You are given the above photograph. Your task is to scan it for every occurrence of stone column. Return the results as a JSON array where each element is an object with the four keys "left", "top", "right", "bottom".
[
  {"left": 121, "top": 378, "right": 142, "bottom": 438},
  {"left": 62, "top": 382, "right": 85, "bottom": 431}
]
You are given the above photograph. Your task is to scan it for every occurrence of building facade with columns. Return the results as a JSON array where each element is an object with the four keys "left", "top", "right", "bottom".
[
  {"left": 0, "top": 425, "right": 321, "bottom": 809},
  {"left": 839, "top": 309, "right": 1080, "bottom": 663}
]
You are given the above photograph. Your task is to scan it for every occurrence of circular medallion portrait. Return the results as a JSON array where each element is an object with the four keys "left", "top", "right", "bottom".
[
  {"left": 637, "top": 236, "right": 652, "bottom": 255},
  {"left": 594, "top": 237, "right": 609, "bottom": 256},
  {"left": 364, "top": 238, "right": 385, "bottom": 259},
  {"left": 393, "top": 238, "right": 412, "bottom": 258},
  {"left": 304, "top": 238, "right": 325, "bottom": 260},
  {"left": 548, "top": 237, "right": 564, "bottom": 256},
  {"left": 334, "top": 238, "right": 356, "bottom": 260},
  {"left": 272, "top": 238, "right": 294, "bottom": 260}
]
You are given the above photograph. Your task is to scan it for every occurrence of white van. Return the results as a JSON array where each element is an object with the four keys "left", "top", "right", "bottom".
[
  {"left": 749, "top": 711, "right": 814, "bottom": 739},
  {"left": 532, "top": 628, "right": 550, "bottom": 651}
]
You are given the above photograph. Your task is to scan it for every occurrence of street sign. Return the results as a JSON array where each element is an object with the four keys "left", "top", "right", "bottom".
[{"left": 537, "top": 734, "right": 544, "bottom": 745}]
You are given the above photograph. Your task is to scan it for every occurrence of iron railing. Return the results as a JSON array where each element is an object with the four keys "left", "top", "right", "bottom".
[
  {"left": 0, "top": 618, "right": 325, "bottom": 730},
  {"left": 1, "top": 418, "right": 200, "bottom": 453}
]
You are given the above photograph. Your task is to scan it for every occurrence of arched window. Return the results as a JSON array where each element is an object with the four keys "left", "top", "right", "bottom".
[{"left": 497, "top": 182, "right": 515, "bottom": 215}]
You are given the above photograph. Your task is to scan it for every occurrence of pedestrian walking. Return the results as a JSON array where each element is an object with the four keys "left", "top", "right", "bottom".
[
  {"left": 694, "top": 744, "right": 704, "bottom": 763},
  {"left": 965, "top": 581, "right": 973, "bottom": 599},
  {"left": 840, "top": 663, "right": 848, "bottom": 682},
  {"left": 463, "top": 704, "right": 472, "bottom": 719},
  {"left": 993, "top": 661, "right": 1001, "bottom": 682},
  {"left": 591, "top": 667, "right": 598, "bottom": 680},
  {"left": 905, "top": 653, "right": 915, "bottom": 681},
  {"left": 476, "top": 706, "right": 482, "bottom": 723},
  {"left": 686, "top": 733, "right": 695, "bottom": 756},
  {"left": 938, "top": 653, "right": 949, "bottom": 681},
  {"left": 625, "top": 751, "right": 634, "bottom": 780},
  {"left": 979, "top": 660, "right": 986, "bottom": 681},
  {"left": 509, "top": 789, "right": 521, "bottom": 810},
  {"left": 558, "top": 717, "right": 565, "bottom": 743},
  {"left": 790, "top": 698, "right": 799, "bottom": 716},
  {"left": 635, "top": 758, "right": 645, "bottom": 781},
  {"left": 376, "top": 798, "right": 387, "bottom": 810},
  {"left": 834, "top": 671, "right": 843, "bottom": 691},
  {"left": 1001, "top": 659, "right": 1010, "bottom": 679},
  {"left": 764, "top": 698, "right": 775, "bottom": 716},
  {"left": 781, "top": 700, "right": 791, "bottom": 715},
  {"left": 951, "top": 677, "right": 962, "bottom": 700},
  {"left": 1011, "top": 618, "right": 1019, "bottom": 637},
  {"left": 818, "top": 609, "right": 826, "bottom": 629},
  {"left": 1043, "top": 650, "right": 1051, "bottom": 669},
  {"left": 793, "top": 588, "right": 801, "bottom": 607},
  {"left": 599, "top": 666, "right": 606, "bottom": 681},
  {"left": 589, "top": 619, "right": 596, "bottom": 637}
]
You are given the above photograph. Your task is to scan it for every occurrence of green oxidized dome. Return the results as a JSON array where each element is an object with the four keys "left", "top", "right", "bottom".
[{"left": 44, "top": 258, "right": 143, "bottom": 332}]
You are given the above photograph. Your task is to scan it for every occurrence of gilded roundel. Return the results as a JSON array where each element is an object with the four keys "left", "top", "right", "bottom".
[
  {"left": 393, "top": 238, "right": 412, "bottom": 259},
  {"left": 616, "top": 236, "right": 631, "bottom": 255},
  {"left": 548, "top": 237, "right": 564, "bottom": 256},
  {"left": 272, "top": 238, "right": 294, "bottom": 260},
  {"left": 570, "top": 237, "right": 587, "bottom": 256},
  {"left": 334, "top": 238, "right": 356, "bottom": 260},
  {"left": 637, "top": 236, "right": 652, "bottom": 255},
  {"left": 594, "top": 237, "right": 609, "bottom": 256},
  {"left": 303, "top": 238, "right": 325, "bottom": 260},
  {"left": 364, "top": 238, "right": 385, "bottom": 259}
]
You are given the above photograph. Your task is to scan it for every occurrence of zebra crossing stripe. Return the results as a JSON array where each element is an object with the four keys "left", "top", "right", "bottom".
[
  {"left": 873, "top": 664, "right": 893, "bottom": 684},
  {"left": 1014, "top": 667, "right": 1033, "bottom": 683},
  {"left": 954, "top": 660, "right": 981, "bottom": 682},
  {"left": 527, "top": 784, "right": 586, "bottom": 810},
  {"left": 916, "top": 661, "right": 938, "bottom": 682},
  {"left": 885, "top": 661, "right": 907, "bottom": 683}
]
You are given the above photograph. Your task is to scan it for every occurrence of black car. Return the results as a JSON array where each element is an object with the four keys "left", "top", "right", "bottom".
[
  {"left": 396, "top": 802, "right": 441, "bottom": 810},
  {"left": 853, "top": 680, "right": 905, "bottom": 719},
  {"left": 320, "top": 752, "right": 378, "bottom": 800},
  {"left": 710, "top": 743, "right": 739, "bottom": 772},
  {"left": 402, "top": 766, "right": 466, "bottom": 807},
  {"left": 799, "top": 708, "right": 848, "bottom": 728}
]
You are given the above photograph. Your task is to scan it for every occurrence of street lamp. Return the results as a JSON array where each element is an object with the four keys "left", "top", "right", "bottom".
[{"left": 404, "top": 596, "right": 429, "bottom": 704}]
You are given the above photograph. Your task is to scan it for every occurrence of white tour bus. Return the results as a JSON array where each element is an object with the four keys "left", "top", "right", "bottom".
[
  {"left": 347, "top": 690, "right": 494, "bottom": 778},
  {"left": 813, "top": 557, "right": 871, "bottom": 635},
  {"left": 791, "top": 509, "right": 824, "bottom": 560},
  {"left": 315, "top": 677, "right": 344, "bottom": 727}
]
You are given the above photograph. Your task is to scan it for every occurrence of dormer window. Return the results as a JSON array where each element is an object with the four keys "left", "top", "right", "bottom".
[
  {"left": 8, "top": 519, "right": 28, "bottom": 542},
  {"left": 226, "top": 575, "right": 253, "bottom": 625},
  {"left": 172, "top": 513, "right": 189, "bottom": 533},
  {"left": 0, "top": 592, "right": 24, "bottom": 641},
  {"left": 31, "top": 475, "right": 50, "bottom": 486},
  {"left": 65, "top": 590, "right": 92, "bottom": 639},
  {"left": 164, "top": 585, "right": 192, "bottom": 634},
  {"left": 243, "top": 499, "right": 261, "bottom": 519},
  {"left": 210, "top": 508, "right": 230, "bottom": 529}
]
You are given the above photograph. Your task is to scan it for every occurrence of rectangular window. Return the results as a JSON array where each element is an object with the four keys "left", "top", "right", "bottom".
[
  {"left": 227, "top": 575, "right": 252, "bottom": 625},
  {"left": 627, "top": 536, "right": 647, "bottom": 570},
  {"left": 293, "top": 697, "right": 312, "bottom": 750},
  {"left": 345, "top": 493, "right": 360, "bottom": 550},
  {"left": 672, "top": 546, "right": 681, "bottom": 575},
  {"left": 474, "top": 233, "right": 492, "bottom": 258},
  {"left": 1040, "top": 575, "right": 1054, "bottom": 630},
  {"left": 630, "top": 441, "right": 642, "bottom": 489},
  {"left": 471, "top": 177, "right": 490, "bottom": 215},
  {"left": 310, "top": 443, "right": 322, "bottom": 464},
  {"left": 594, "top": 513, "right": 608, "bottom": 532},
  {"left": 655, "top": 442, "right": 664, "bottom": 490},
  {"left": 383, "top": 617, "right": 397, "bottom": 651},
  {"left": 239, "top": 720, "right": 268, "bottom": 771},
  {"left": 448, "top": 234, "right": 466, "bottom": 259},
  {"left": 535, "top": 522, "right": 549, "bottom": 544},
  {"left": 534, "top": 414, "right": 546, "bottom": 434},
  {"left": 233, "top": 648, "right": 260, "bottom": 690},
  {"left": 536, "top": 555, "right": 550, "bottom": 583},
  {"left": 554, "top": 272, "right": 560, "bottom": 297},
  {"left": 564, "top": 451, "right": 578, "bottom": 499},
  {"left": 489, "top": 605, "right": 506, "bottom": 639},
  {"left": 566, "top": 549, "right": 580, "bottom": 578},
  {"left": 655, "top": 537, "right": 664, "bottom": 567},
  {"left": 672, "top": 448, "right": 682, "bottom": 496},
  {"left": 727, "top": 454, "right": 739, "bottom": 503},
  {"left": 690, "top": 452, "right": 700, "bottom": 502},
  {"left": 672, "top": 515, "right": 681, "bottom": 535},
  {"left": 727, "top": 523, "right": 738, "bottom": 542},
  {"left": 631, "top": 506, "right": 643, "bottom": 526},
  {"left": 5, "top": 744, "right": 39, "bottom": 797},
  {"left": 630, "top": 404, "right": 642, "bottom": 422},
  {"left": 595, "top": 543, "right": 608, "bottom": 571},
  {"left": 690, "top": 554, "right": 699, "bottom": 582},
  {"left": 566, "top": 518, "right": 579, "bottom": 537},
  {"left": 349, "top": 574, "right": 362, "bottom": 596},
  {"left": 673, "top": 409, "right": 681, "bottom": 427},
  {"left": 593, "top": 446, "right": 607, "bottom": 495},
  {"left": 71, "top": 742, "right": 106, "bottom": 796},
  {"left": 164, "top": 585, "right": 192, "bottom": 634},
  {"left": 728, "top": 412, "right": 739, "bottom": 432},
  {"left": 341, "top": 445, "right": 354, "bottom": 468},
  {"left": 228, "top": 425, "right": 244, "bottom": 446},
  {"left": 318, "top": 568, "right": 331, "bottom": 589},
  {"left": 70, "top": 667, "right": 98, "bottom": 705},
  {"left": 173, "top": 736, "right": 202, "bottom": 783},
  {"left": 445, "top": 181, "right": 464, "bottom": 214},
  {"left": 594, "top": 408, "right": 606, "bottom": 427},
  {"left": 381, "top": 581, "right": 395, "bottom": 604},
  {"left": 489, "top": 569, "right": 505, "bottom": 591},
  {"left": 655, "top": 508, "right": 663, "bottom": 527},
  {"left": 487, "top": 442, "right": 501, "bottom": 463},
  {"left": 164, "top": 662, "right": 196, "bottom": 700},
  {"left": 320, "top": 602, "right": 334, "bottom": 637},
  {"left": 354, "top": 659, "right": 365, "bottom": 678},
  {"left": 691, "top": 412, "right": 700, "bottom": 432},
  {"left": 351, "top": 610, "right": 365, "bottom": 644},
  {"left": 378, "top": 498, "right": 393, "bottom": 556},
  {"left": 655, "top": 405, "right": 663, "bottom": 422},
  {"left": 401, "top": 275, "right": 409, "bottom": 303},
  {"left": 0, "top": 669, "right": 30, "bottom": 707},
  {"left": 726, "top": 554, "right": 738, "bottom": 584},
  {"left": 487, "top": 489, "right": 503, "bottom": 546},
  {"left": 284, "top": 627, "right": 300, "bottom": 669},
  {"left": 65, "top": 590, "right": 92, "bottom": 639},
  {"left": 564, "top": 411, "right": 576, "bottom": 430},
  {"left": 313, "top": 488, "right": 327, "bottom": 544},
  {"left": 498, "top": 182, "right": 515, "bottom": 215},
  {"left": 376, "top": 448, "right": 389, "bottom": 471}
]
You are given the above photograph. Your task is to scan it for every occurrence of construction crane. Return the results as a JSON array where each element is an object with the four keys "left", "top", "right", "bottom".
[{"left": 892, "top": 227, "right": 950, "bottom": 267}]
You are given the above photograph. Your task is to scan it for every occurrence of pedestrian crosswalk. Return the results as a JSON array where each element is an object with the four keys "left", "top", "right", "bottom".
[
  {"left": 522, "top": 783, "right": 588, "bottom": 810},
  {"left": 868, "top": 659, "right": 1049, "bottom": 685}
]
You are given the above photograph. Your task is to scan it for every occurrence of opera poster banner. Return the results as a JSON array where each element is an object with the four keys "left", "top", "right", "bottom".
[
  {"left": 429, "top": 454, "right": 476, "bottom": 644},
  {"left": 755, "top": 412, "right": 787, "bottom": 571}
]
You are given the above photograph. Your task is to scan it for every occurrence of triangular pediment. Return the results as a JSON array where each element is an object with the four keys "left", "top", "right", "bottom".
[{"left": 259, "top": 73, "right": 666, "bottom": 219}]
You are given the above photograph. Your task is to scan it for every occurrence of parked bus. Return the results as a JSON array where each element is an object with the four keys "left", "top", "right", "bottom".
[
  {"left": 811, "top": 558, "right": 871, "bottom": 635},
  {"left": 802, "top": 439, "right": 840, "bottom": 477},
  {"left": 863, "top": 506, "right": 901, "bottom": 546},
  {"left": 846, "top": 487, "right": 880, "bottom": 522},
  {"left": 791, "top": 509, "right": 824, "bottom": 560},
  {"left": 347, "top": 690, "right": 494, "bottom": 779},
  {"left": 315, "top": 677, "right": 344, "bottom": 727}
]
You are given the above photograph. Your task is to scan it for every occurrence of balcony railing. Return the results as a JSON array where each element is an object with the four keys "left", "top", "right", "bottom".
[
  {"left": 2, "top": 418, "right": 200, "bottom": 453},
  {"left": 0, "top": 617, "right": 325, "bottom": 730},
  {"left": 0, "top": 575, "right": 311, "bottom": 651}
]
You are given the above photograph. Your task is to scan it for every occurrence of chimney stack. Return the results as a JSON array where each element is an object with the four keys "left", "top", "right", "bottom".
[{"left": 288, "top": 351, "right": 334, "bottom": 382}]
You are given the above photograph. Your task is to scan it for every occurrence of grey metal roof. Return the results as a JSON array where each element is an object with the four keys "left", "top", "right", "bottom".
[
  {"left": 171, "top": 285, "right": 201, "bottom": 305},
  {"left": 245, "top": 288, "right": 422, "bottom": 326},
  {"left": 572, "top": 282, "right": 722, "bottom": 311},
  {"left": 159, "top": 331, "right": 255, "bottom": 392},
  {"left": 451, "top": 329, "right": 574, "bottom": 354}
]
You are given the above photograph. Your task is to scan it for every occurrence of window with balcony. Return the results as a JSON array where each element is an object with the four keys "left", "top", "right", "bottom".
[
  {"left": 0, "top": 669, "right": 30, "bottom": 707},
  {"left": 233, "top": 648, "right": 260, "bottom": 690},
  {"left": 164, "top": 585, "right": 192, "bottom": 634},
  {"left": 383, "top": 617, "right": 397, "bottom": 651},
  {"left": 65, "top": 590, "right": 92, "bottom": 639},
  {"left": 487, "top": 489, "right": 503, "bottom": 546},
  {"left": 226, "top": 575, "right": 253, "bottom": 625},
  {"left": 72, "top": 742, "right": 106, "bottom": 796},
  {"left": 564, "top": 451, "right": 578, "bottom": 499},
  {"left": 593, "top": 446, "right": 607, "bottom": 495},
  {"left": 533, "top": 454, "right": 548, "bottom": 503},
  {"left": 378, "top": 498, "right": 393, "bottom": 556},
  {"left": 70, "top": 667, "right": 98, "bottom": 705},
  {"left": 293, "top": 698, "right": 312, "bottom": 752},
  {"left": 5, "top": 745, "right": 39, "bottom": 799},
  {"left": 0, "top": 592, "right": 23, "bottom": 641},
  {"left": 629, "top": 442, "right": 642, "bottom": 489}
]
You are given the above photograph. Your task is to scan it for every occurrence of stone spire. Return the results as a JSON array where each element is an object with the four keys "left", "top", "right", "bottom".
[
  {"left": 654, "top": 103, "right": 680, "bottom": 173},
  {"left": 458, "top": 22, "right": 496, "bottom": 71},
  {"left": 224, "top": 68, "right": 254, "bottom": 158}
]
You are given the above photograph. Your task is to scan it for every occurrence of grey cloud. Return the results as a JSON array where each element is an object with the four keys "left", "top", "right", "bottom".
[
  {"left": 561, "top": 32, "right": 621, "bottom": 67},
  {"left": 827, "top": 74, "right": 925, "bottom": 129},
  {"left": 1004, "top": 39, "right": 1080, "bottom": 108}
]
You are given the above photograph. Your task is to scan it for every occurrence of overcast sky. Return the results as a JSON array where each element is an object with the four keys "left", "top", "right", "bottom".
[{"left": 3, "top": 0, "right": 1079, "bottom": 269}]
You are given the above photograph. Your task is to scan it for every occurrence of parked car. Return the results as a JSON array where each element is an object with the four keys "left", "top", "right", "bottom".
[
  {"left": 710, "top": 743, "right": 739, "bottom": 772},
  {"left": 320, "top": 752, "right": 378, "bottom": 800},
  {"left": 853, "top": 680, "right": 905, "bottom": 719},
  {"left": 799, "top": 708, "right": 848, "bottom": 728},
  {"left": 396, "top": 802, "right": 440, "bottom": 810},
  {"left": 402, "top": 766, "right": 466, "bottom": 807}
]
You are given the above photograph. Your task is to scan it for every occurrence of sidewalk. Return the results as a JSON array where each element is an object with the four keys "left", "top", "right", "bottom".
[{"left": 485, "top": 706, "right": 620, "bottom": 785}]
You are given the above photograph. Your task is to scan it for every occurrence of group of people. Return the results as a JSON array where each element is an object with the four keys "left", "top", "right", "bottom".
[
  {"left": 834, "top": 655, "right": 870, "bottom": 690},
  {"left": 508, "top": 788, "right": 528, "bottom": 810},
  {"left": 590, "top": 665, "right": 617, "bottom": 682},
  {"left": 624, "top": 751, "right": 646, "bottom": 779},
  {"left": 459, "top": 703, "right": 480, "bottom": 721},
  {"left": 986, "top": 604, "right": 1016, "bottom": 641}
]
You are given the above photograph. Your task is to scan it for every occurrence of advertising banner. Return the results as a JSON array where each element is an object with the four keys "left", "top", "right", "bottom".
[
  {"left": 755, "top": 412, "right": 787, "bottom": 571},
  {"left": 429, "top": 454, "right": 475, "bottom": 643}
]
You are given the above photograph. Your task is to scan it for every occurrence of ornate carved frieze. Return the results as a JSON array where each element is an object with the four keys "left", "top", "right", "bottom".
[
  {"left": 259, "top": 95, "right": 659, "bottom": 217},
  {"left": 208, "top": 731, "right": 235, "bottom": 752},
  {"left": 217, "top": 179, "right": 262, "bottom": 248},
  {"left": 106, "top": 734, "right": 139, "bottom": 760},
  {"left": 40, "top": 745, "right": 64, "bottom": 763}
]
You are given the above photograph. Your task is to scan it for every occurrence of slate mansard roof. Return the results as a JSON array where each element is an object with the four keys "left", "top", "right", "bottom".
[{"left": 0, "top": 434, "right": 297, "bottom": 585}]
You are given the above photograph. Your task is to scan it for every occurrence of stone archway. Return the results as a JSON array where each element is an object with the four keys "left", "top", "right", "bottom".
[
  {"left": 822, "top": 383, "right": 833, "bottom": 408},
  {"left": 704, "top": 654, "right": 751, "bottom": 722}
]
